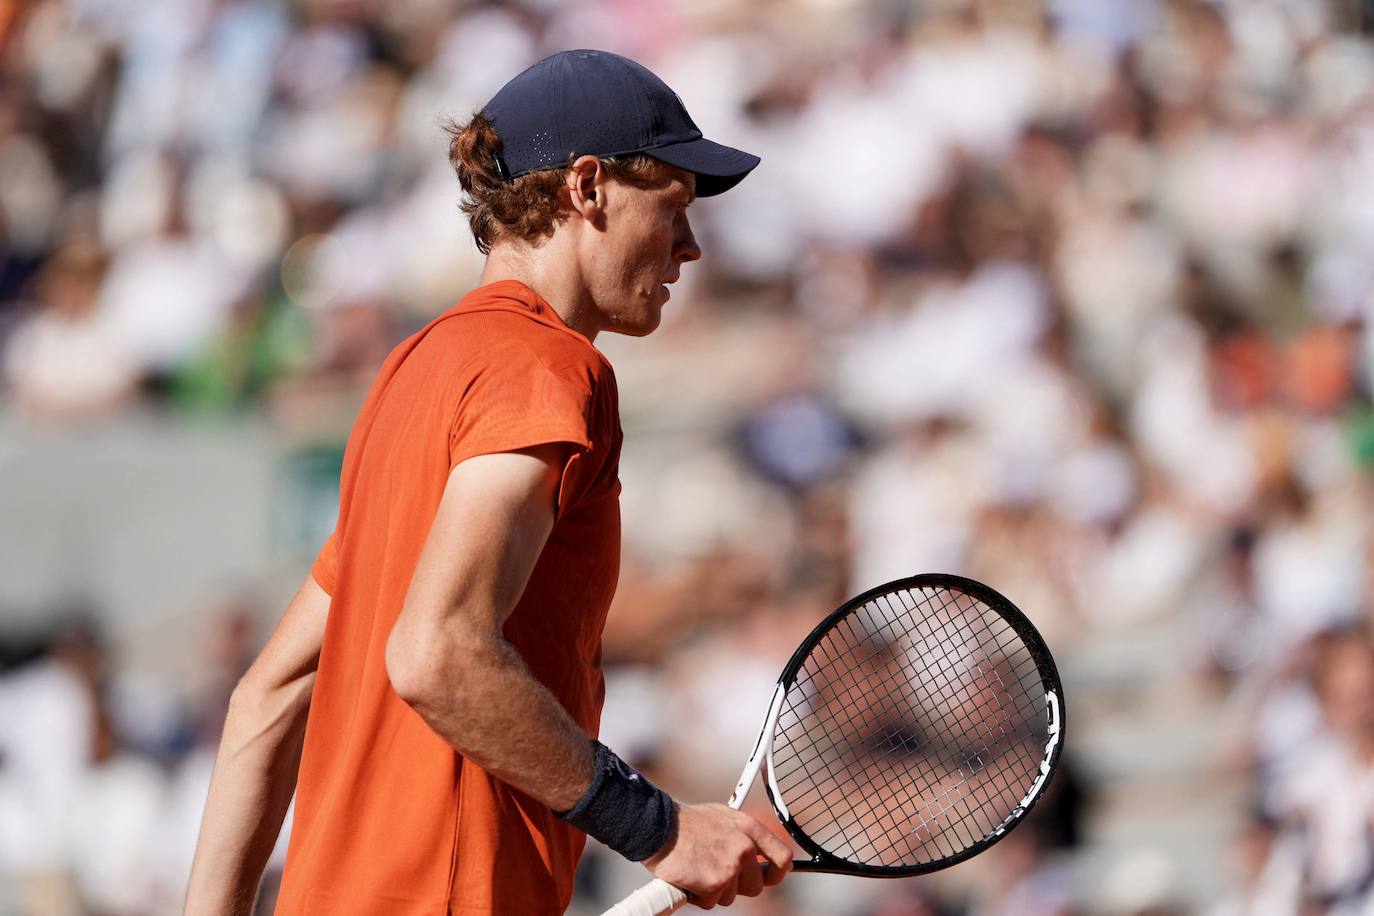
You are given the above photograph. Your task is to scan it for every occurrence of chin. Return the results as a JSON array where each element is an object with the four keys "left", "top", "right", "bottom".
[
  {"left": 606, "top": 298, "right": 664, "bottom": 338},
  {"left": 613, "top": 313, "right": 662, "bottom": 338}
]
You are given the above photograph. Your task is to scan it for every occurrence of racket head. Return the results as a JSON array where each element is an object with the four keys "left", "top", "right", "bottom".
[{"left": 761, "top": 573, "right": 1065, "bottom": 878}]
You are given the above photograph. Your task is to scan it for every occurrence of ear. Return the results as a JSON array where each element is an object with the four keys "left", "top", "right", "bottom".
[{"left": 565, "top": 155, "right": 603, "bottom": 220}]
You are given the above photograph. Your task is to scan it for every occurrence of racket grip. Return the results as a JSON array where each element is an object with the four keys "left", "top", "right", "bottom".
[{"left": 600, "top": 878, "right": 689, "bottom": 916}]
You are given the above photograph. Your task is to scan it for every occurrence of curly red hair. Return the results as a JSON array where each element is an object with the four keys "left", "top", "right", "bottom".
[{"left": 445, "top": 113, "right": 671, "bottom": 255}]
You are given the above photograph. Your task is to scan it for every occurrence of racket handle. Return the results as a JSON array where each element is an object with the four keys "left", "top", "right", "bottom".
[{"left": 600, "top": 878, "right": 689, "bottom": 916}]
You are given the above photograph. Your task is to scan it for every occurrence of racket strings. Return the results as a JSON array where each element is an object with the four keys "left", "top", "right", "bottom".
[
  {"left": 770, "top": 585, "right": 1051, "bottom": 869},
  {"left": 831, "top": 593, "right": 1042, "bottom": 860},
  {"left": 844, "top": 591, "right": 1044, "bottom": 859},
  {"left": 777, "top": 598, "right": 1039, "bottom": 792},
  {"left": 797, "top": 621, "right": 1028, "bottom": 860},
  {"left": 780, "top": 608, "right": 1035, "bottom": 863}
]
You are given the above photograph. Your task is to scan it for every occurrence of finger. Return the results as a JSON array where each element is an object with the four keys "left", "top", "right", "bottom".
[
  {"left": 737, "top": 855, "right": 764, "bottom": 898},
  {"left": 761, "top": 860, "right": 788, "bottom": 887},
  {"left": 742, "top": 819, "right": 793, "bottom": 872},
  {"left": 717, "top": 876, "right": 738, "bottom": 909},
  {"left": 688, "top": 889, "right": 718, "bottom": 911}
]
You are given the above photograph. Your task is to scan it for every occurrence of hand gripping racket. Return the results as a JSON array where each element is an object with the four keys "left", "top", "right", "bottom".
[{"left": 602, "top": 574, "right": 1065, "bottom": 915}]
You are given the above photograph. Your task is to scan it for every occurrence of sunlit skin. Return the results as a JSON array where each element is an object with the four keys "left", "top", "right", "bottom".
[{"left": 478, "top": 154, "right": 701, "bottom": 342}]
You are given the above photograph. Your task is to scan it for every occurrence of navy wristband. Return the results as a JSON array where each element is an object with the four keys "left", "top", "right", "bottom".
[{"left": 555, "top": 741, "right": 677, "bottom": 862}]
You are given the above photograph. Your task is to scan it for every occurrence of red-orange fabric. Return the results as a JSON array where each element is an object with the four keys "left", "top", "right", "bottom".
[{"left": 274, "top": 280, "right": 623, "bottom": 915}]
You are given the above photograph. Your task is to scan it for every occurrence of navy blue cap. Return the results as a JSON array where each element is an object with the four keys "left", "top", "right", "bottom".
[{"left": 482, "top": 49, "right": 760, "bottom": 197}]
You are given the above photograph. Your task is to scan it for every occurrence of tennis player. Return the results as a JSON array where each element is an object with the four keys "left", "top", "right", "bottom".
[{"left": 184, "top": 49, "right": 791, "bottom": 915}]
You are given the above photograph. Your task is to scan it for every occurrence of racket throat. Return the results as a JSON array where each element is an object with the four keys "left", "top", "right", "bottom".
[{"left": 727, "top": 681, "right": 789, "bottom": 814}]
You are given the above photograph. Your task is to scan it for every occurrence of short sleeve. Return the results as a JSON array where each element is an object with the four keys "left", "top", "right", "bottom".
[
  {"left": 449, "top": 342, "right": 598, "bottom": 515},
  {"left": 311, "top": 529, "right": 340, "bottom": 596}
]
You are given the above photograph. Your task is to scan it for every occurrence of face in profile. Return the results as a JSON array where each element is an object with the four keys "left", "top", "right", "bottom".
[{"left": 586, "top": 161, "right": 701, "bottom": 338}]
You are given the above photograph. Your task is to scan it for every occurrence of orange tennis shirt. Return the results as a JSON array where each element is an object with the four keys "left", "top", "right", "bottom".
[{"left": 274, "top": 280, "right": 623, "bottom": 915}]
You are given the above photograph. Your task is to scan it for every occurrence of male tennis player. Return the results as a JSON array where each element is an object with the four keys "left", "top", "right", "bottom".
[{"left": 184, "top": 49, "right": 791, "bottom": 915}]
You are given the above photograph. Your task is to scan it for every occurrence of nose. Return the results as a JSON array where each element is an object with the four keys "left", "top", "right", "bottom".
[{"left": 675, "top": 214, "right": 701, "bottom": 264}]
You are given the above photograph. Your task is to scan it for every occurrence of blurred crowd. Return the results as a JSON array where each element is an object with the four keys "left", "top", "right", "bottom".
[{"left": 2, "top": 0, "right": 1374, "bottom": 913}]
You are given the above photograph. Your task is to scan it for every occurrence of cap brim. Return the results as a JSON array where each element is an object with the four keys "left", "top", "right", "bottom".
[{"left": 645, "top": 137, "right": 760, "bottom": 197}]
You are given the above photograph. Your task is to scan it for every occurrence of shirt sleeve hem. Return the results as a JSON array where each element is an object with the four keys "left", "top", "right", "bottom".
[
  {"left": 450, "top": 430, "right": 594, "bottom": 521},
  {"left": 311, "top": 558, "right": 336, "bottom": 596}
]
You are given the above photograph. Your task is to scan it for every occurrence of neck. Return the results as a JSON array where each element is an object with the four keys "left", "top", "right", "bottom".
[{"left": 478, "top": 242, "right": 601, "bottom": 342}]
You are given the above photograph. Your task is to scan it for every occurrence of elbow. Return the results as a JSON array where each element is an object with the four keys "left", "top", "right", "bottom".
[
  {"left": 387, "top": 602, "right": 505, "bottom": 707},
  {"left": 385, "top": 617, "right": 480, "bottom": 706},
  {"left": 385, "top": 624, "right": 433, "bottom": 706}
]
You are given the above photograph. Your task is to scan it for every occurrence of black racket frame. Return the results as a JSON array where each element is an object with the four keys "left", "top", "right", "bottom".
[{"left": 764, "top": 573, "right": 1066, "bottom": 878}]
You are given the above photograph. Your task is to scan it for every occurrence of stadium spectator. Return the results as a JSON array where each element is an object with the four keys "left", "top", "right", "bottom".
[{"left": 0, "top": 0, "right": 1371, "bottom": 912}]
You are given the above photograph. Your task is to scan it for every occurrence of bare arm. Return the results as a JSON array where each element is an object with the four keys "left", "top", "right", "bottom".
[
  {"left": 384, "top": 444, "right": 792, "bottom": 908},
  {"left": 184, "top": 573, "right": 329, "bottom": 916},
  {"left": 384, "top": 443, "right": 593, "bottom": 810}
]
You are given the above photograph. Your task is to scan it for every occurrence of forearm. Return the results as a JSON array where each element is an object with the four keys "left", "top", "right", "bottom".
[
  {"left": 395, "top": 630, "right": 593, "bottom": 812},
  {"left": 184, "top": 678, "right": 312, "bottom": 916}
]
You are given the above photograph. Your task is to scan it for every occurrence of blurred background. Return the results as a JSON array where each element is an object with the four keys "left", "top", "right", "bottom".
[{"left": 0, "top": 0, "right": 1372, "bottom": 913}]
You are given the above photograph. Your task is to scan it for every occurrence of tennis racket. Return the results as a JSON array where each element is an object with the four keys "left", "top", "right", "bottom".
[{"left": 602, "top": 573, "right": 1065, "bottom": 915}]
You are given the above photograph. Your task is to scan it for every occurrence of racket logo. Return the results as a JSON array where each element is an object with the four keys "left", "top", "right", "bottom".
[{"left": 991, "top": 688, "right": 1063, "bottom": 838}]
